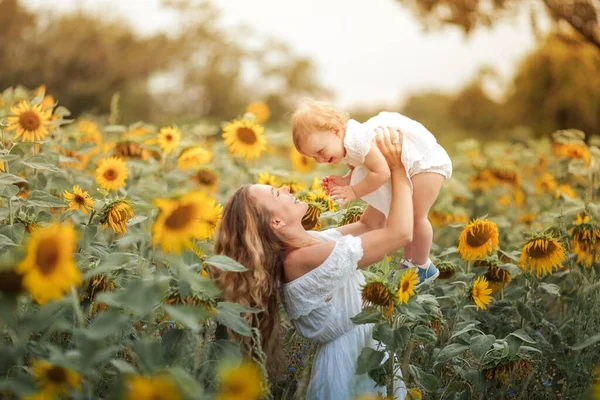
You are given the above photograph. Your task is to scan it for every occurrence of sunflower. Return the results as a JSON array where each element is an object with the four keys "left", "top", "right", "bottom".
[
  {"left": 58, "top": 148, "right": 90, "bottom": 171},
  {"left": 257, "top": 171, "right": 279, "bottom": 187},
  {"left": 0, "top": 268, "right": 24, "bottom": 295},
  {"left": 518, "top": 212, "right": 536, "bottom": 225},
  {"left": 157, "top": 127, "right": 181, "bottom": 154},
  {"left": 78, "top": 120, "right": 102, "bottom": 146},
  {"left": 535, "top": 172, "right": 557, "bottom": 195},
  {"left": 114, "top": 141, "right": 148, "bottom": 160},
  {"left": 81, "top": 275, "right": 115, "bottom": 313},
  {"left": 362, "top": 278, "right": 396, "bottom": 317},
  {"left": 483, "top": 359, "right": 533, "bottom": 385},
  {"left": 552, "top": 141, "right": 592, "bottom": 166},
  {"left": 437, "top": 262, "right": 456, "bottom": 279},
  {"left": 311, "top": 176, "right": 322, "bottom": 191},
  {"left": 222, "top": 119, "right": 267, "bottom": 160},
  {"left": 341, "top": 206, "right": 364, "bottom": 226},
  {"left": 397, "top": 268, "right": 419, "bottom": 304},
  {"left": 63, "top": 185, "right": 94, "bottom": 214},
  {"left": 308, "top": 188, "right": 337, "bottom": 212},
  {"left": 407, "top": 387, "right": 423, "bottom": 400},
  {"left": 519, "top": 234, "right": 566, "bottom": 277},
  {"left": 0, "top": 161, "right": 5, "bottom": 172},
  {"left": 6, "top": 101, "right": 52, "bottom": 142},
  {"left": 193, "top": 168, "right": 219, "bottom": 193},
  {"left": 280, "top": 180, "right": 305, "bottom": 194},
  {"left": 99, "top": 200, "right": 135, "bottom": 236},
  {"left": 247, "top": 101, "right": 270, "bottom": 123},
  {"left": 555, "top": 184, "right": 577, "bottom": 199},
  {"left": 217, "top": 361, "right": 266, "bottom": 400},
  {"left": 484, "top": 264, "right": 512, "bottom": 293},
  {"left": 153, "top": 192, "right": 222, "bottom": 253},
  {"left": 290, "top": 147, "right": 316, "bottom": 173},
  {"left": 468, "top": 170, "right": 496, "bottom": 192},
  {"left": 95, "top": 157, "right": 128, "bottom": 191},
  {"left": 177, "top": 146, "right": 212, "bottom": 169},
  {"left": 124, "top": 126, "right": 151, "bottom": 139},
  {"left": 573, "top": 212, "right": 591, "bottom": 226},
  {"left": 571, "top": 226, "right": 600, "bottom": 268},
  {"left": 124, "top": 374, "right": 182, "bottom": 400},
  {"left": 32, "top": 360, "right": 81, "bottom": 395},
  {"left": 471, "top": 276, "right": 492, "bottom": 310},
  {"left": 487, "top": 167, "right": 521, "bottom": 188},
  {"left": 21, "top": 391, "right": 55, "bottom": 400},
  {"left": 458, "top": 219, "right": 499, "bottom": 261},
  {"left": 17, "top": 224, "right": 81, "bottom": 305},
  {"left": 302, "top": 202, "right": 323, "bottom": 231}
]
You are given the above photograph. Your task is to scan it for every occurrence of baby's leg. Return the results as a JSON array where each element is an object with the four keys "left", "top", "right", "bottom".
[{"left": 407, "top": 172, "right": 446, "bottom": 265}]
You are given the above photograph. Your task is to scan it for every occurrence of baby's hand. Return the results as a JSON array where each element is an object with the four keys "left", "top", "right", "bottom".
[
  {"left": 329, "top": 185, "right": 357, "bottom": 207},
  {"left": 323, "top": 175, "right": 351, "bottom": 194}
]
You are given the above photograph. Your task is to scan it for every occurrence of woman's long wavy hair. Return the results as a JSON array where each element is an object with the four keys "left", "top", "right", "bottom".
[{"left": 212, "top": 185, "right": 286, "bottom": 376}]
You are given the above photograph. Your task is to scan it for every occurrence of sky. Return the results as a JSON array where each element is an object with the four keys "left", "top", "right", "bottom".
[{"left": 22, "top": 0, "right": 540, "bottom": 108}]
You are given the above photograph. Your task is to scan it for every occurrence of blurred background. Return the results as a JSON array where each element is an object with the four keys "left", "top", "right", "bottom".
[{"left": 1, "top": 0, "right": 599, "bottom": 150}]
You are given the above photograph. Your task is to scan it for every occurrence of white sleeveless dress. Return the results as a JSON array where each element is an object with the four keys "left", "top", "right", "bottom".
[
  {"left": 343, "top": 112, "right": 453, "bottom": 217},
  {"left": 282, "top": 229, "right": 407, "bottom": 400}
]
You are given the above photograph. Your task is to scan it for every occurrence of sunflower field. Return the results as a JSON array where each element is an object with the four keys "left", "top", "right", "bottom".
[{"left": 0, "top": 85, "right": 599, "bottom": 400}]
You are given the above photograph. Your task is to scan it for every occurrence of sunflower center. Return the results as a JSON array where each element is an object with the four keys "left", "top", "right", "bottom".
[
  {"left": 529, "top": 240, "right": 557, "bottom": 258},
  {"left": 104, "top": 168, "right": 118, "bottom": 181},
  {"left": 35, "top": 238, "right": 60, "bottom": 275},
  {"left": 47, "top": 366, "right": 67, "bottom": 383},
  {"left": 466, "top": 226, "right": 492, "bottom": 247},
  {"left": 236, "top": 127, "right": 257, "bottom": 144},
  {"left": 401, "top": 280, "right": 410, "bottom": 291},
  {"left": 19, "top": 110, "right": 41, "bottom": 131},
  {"left": 165, "top": 204, "right": 195, "bottom": 230},
  {"left": 74, "top": 195, "right": 86, "bottom": 205},
  {"left": 165, "top": 134, "right": 173, "bottom": 141},
  {"left": 197, "top": 171, "right": 216, "bottom": 185},
  {"left": 224, "top": 381, "right": 245, "bottom": 395}
]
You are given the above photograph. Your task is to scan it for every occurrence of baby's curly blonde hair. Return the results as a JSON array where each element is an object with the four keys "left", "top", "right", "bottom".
[{"left": 291, "top": 99, "right": 348, "bottom": 149}]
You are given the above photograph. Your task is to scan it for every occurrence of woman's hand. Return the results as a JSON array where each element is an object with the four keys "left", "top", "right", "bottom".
[{"left": 375, "top": 127, "right": 404, "bottom": 170}]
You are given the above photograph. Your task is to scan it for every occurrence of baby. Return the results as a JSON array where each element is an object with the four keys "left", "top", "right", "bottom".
[{"left": 291, "top": 99, "right": 452, "bottom": 286}]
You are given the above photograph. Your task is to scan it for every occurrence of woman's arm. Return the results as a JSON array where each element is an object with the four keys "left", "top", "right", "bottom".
[{"left": 287, "top": 128, "right": 413, "bottom": 273}]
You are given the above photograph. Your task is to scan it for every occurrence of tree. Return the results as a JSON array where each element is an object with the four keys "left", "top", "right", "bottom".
[
  {"left": 395, "top": 0, "right": 600, "bottom": 50},
  {"left": 508, "top": 33, "right": 600, "bottom": 138}
]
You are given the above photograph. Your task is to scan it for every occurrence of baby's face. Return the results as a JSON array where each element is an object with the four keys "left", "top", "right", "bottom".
[{"left": 299, "top": 130, "right": 346, "bottom": 164}]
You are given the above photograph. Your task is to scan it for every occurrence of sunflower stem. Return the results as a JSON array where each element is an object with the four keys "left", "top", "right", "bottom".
[
  {"left": 466, "top": 261, "right": 471, "bottom": 274},
  {"left": 8, "top": 198, "right": 13, "bottom": 225},
  {"left": 71, "top": 286, "right": 85, "bottom": 328},
  {"left": 87, "top": 209, "right": 96, "bottom": 225}
]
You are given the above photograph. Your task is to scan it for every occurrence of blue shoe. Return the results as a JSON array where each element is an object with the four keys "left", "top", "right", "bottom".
[{"left": 416, "top": 261, "right": 440, "bottom": 287}]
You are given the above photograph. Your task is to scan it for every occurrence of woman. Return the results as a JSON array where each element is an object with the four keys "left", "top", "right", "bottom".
[{"left": 212, "top": 129, "right": 413, "bottom": 399}]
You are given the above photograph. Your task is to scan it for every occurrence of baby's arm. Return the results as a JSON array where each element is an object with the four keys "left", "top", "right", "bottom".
[{"left": 350, "top": 141, "right": 391, "bottom": 199}]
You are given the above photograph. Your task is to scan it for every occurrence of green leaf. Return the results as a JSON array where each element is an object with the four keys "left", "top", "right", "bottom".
[
  {"left": 374, "top": 323, "right": 396, "bottom": 351},
  {"left": 351, "top": 307, "right": 384, "bottom": 325},
  {"left": 0, "top": 174, "right": 26, "bottom": 185},
  {"left": 0, "top": 234, "right": 17, "bottom": 247},
  {"left": 436, "top": 246, "right": 458, "bottom": 257},
  {"left": 470, "top": 334, "right": 496, "bottom": 358},
  {"left": 163, "top": 304, "right": 211, "bottom": 332},
  {"left": 96, "top": 279, "right": 162, "bottom": 316},
  {"left": 451, "top": 323, "right": 484, "bottom": 339},
  {"left": 214, "top": 302, "right": 258, "bottom": 337},
  {"left": 204, "top": 255, "right": 248, "bottom": 272},
  {"left": 26, "top": 191, "right": 66, "bottom": 207},
  {"left": 497, "top": 263, "right": 523, "bottom": 277},
  {"left": 436, "top": 343, "right": 469, "bottom": 362},
  {"left": 394, "top": 326, "right": 411, "bottom": 350},
  {"left": 127, "top": 215, "right": 148, "bottom": 226},
  {"left": 355, "top": 347, "right": 385, "bottom": 374},
  {"left": 409, "top": 364, "right": 439, "bottom": 392},
  {"left": 538, "top": 283, "right": 561, "bottom": 296},
  {"left": 110, "top": 359, "right": 137, "bottom": 374},
  {"left": 169, "top": 367, "right": 206, "bottom": 398},
  {"left": 0, "top": 185, "right": 19, "bottom": 198},
  {"left": 507, "top": 329, "right": 536, "bottom": 344},
  {"left": 0, "top": 154, "right": 20, "bottom": 162},
  {"left": 413, "top": 325, "right": 438, "bottom": 344},
  {"left": 79, "top": 311, "right": 130, "bottom": 340},
  {"left": 571, "top": 333, "right": 600, "bottom": 351},
  {"left": 19, "top": 160, "right": 60, "bottom": 172}
]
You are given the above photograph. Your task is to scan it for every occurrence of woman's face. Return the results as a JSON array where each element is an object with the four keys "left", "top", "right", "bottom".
[{"left": 248, "top": 184, "right": 308, "bottom": 230}]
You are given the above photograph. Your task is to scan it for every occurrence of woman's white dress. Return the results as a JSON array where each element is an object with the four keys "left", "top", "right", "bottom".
[
  {"left": 343, "top": 112, "right": 453, "bottom": 217},
  {"left": 282, "top": 229, "right": 407, "bottom": 400}
]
